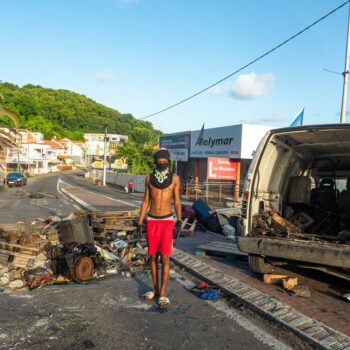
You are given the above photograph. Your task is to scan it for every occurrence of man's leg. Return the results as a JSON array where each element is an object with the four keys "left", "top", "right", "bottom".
[
  {"left": 160, "top": 255, "right": 170, "bottom": 297},
  {"left": 150, "top": 253, "right": 160, "bottom": 296}
]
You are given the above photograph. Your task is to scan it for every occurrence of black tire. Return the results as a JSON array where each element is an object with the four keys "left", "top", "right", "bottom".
[{"left": 248, "top": 254, "right": 274, "bottom": 274}]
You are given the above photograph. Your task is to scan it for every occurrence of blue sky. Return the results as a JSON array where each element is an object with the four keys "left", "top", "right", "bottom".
[{"left": 1, "top": 0, "right": 349, "bottom": 133}]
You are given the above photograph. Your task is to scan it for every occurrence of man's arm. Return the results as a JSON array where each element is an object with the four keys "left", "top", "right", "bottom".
[
  {"left": 138, "top": 176, "right": 150, "bottom": 225},
  {"left": 173, "top": 175, "right": 182, "bottom": 221}
]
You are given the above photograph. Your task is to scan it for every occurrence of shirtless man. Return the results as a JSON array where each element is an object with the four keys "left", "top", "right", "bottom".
[{"left": 138, "top": 148, "right": 182, "bottom": 307}]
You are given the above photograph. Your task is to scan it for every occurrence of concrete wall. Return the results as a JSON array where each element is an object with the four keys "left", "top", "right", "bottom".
[{"left": 91, "top": 169, "right": 146, "bottom": 193}]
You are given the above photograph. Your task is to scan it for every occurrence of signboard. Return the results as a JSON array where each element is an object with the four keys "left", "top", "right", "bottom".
[
  {"left": 160, "top": 132, "right": 190, "bottom": 161},
  {"left": 160, "top": 132, "right": 190, "bottom": 149},
  {"left": 6, "top": 148, "right": 28, "bottom": 164},
  {"left": 91, "top": 160, "right": 107, "bottom": 169},
  {"left": 190, "top": 125, "right": 242, "bottom": 158},
  {"left": 207, "top": 158, "right": 238, "bottom": 180},
  {"left": 169, "top": 149, "right": 188, "bottom": 162},
  {"left": 111, "top": 157, "right": 128, "bottom": 170}
]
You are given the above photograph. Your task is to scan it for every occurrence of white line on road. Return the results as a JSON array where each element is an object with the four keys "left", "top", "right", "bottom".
[
  {"left": 59, "top": 179, "right": 138, "bottom": 208},
  {"left": 58, "top": 178, "right": 98, "bottom": 211}
]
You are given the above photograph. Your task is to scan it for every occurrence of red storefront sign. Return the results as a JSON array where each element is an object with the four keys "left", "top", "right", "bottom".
[{"left": 207, "top": 158, "right": 238, "bottom": 180}]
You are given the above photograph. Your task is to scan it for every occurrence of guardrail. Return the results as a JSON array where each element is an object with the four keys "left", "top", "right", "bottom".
[{"left": 181, "top": 181, "right": 244, "bottom": 207}]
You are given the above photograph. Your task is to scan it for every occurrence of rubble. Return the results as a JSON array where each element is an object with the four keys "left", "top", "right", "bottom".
[{"left": 0, "top": 210, "right": 149, "bottom": 291}]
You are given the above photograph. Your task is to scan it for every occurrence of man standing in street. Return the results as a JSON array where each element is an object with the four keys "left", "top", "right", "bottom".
[
  {"left": 127, "top": 179, "right": 134, "bottom": 194},
  {"left": 138, "top": 148, "right": 182, "bottom": 308}
]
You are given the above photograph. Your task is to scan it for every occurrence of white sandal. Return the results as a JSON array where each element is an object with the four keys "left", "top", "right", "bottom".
[
  {"left": 143, "top": 291, "right": 156, "bottom": 301},
  {"left": 158, "top": 296, "right": 170, "bottom": 308}
]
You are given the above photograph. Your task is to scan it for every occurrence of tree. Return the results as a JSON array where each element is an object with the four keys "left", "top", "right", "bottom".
[
  {"left": 0, "top": 81, "right": 162, "bottom": 141},
  {"left": 116, "top": 141, "right": 155, "bottom": 175}
]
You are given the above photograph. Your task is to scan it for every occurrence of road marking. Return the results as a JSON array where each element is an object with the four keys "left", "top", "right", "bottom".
[
  {"left": 170, "top": 271, "right": 292, "bottom": 350},
  {"left": 59, "top": 179, "right": 138, "bottom": 208}
]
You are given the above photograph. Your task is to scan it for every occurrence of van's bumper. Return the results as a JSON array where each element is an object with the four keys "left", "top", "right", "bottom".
[{"left": 237, "top": 236, "right": 350, "bottom": 269}]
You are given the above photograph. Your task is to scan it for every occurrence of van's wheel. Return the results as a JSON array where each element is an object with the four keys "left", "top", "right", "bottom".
[{"left": 248, "top": 254, "right": 274, "bottom": 274}]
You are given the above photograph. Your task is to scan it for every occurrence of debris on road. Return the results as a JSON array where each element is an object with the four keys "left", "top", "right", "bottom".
[
  {"left": 263, "top": 274, "right": 289, "bottom": 284},
  {"left": 282, "top": 277, "right": 299, "bottom": 291},
  {"left": 342, "top": 292, "right": 350, "bottom": 302},
  {"left": 0, "top": 210, "right": 149, "bottom": 291},
  {"left": 191, "top": 281, "right": 220, "bottom": 301},
  {"left": 289, "top": 285, "right": 311, "bottom": 298}
]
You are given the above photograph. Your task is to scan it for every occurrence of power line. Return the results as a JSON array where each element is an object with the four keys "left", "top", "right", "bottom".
[{"left": 139, "top": 0, "right": 350, "bottom": 120}]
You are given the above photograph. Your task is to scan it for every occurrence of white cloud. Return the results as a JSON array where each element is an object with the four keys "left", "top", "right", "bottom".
[
  {"left": 231, "top": 73, "right": 276, "bottom": 100},
  {"left": 210, "top": 72, "right": 276, "bottom": 100},
  {"left": 96, "top": 70, "right": 113, "bottom": 82}
]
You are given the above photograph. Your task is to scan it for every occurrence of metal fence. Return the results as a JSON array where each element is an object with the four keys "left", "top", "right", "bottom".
[{"left": 181, "top": 181, "right": 244, "bottom": 207}]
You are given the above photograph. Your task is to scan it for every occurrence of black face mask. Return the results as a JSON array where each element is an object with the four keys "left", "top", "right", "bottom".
[
  {"left": 156, "top": 162, "right": 169, "bottom": 171},
  {"left": 150, "top": 162, "right": 173, "bottom": 189}
]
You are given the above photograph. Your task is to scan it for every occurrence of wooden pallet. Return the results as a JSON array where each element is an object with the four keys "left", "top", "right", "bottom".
[
  {"left": 195, "top": 241, "right": 247, "bottom": 260},
  {"left": 179, "top": 218, "right": 197, "bottom": 237},
  {"left": 90, "top": 210, "right": 137, "bottom": 220}
]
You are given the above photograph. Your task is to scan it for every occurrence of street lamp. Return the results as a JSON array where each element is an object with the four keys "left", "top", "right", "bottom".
[{"left": 102, "top": 122, "right": 108, "bottom": 186}]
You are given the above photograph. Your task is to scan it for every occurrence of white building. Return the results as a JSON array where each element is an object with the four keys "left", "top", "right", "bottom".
[
  {"left": 7, "top": 140, "right": 62, "bottom": 175},
  {"left": 84, "top": 133, "right": 128, "bottom": 158},
  {"left": 57, "top": 138, "right": 84, "bottom": 164}
]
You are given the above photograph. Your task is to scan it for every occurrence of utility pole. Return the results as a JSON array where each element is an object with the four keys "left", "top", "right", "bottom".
[
  {"left": 340, "top": 3, "right": 350, "bottom": 123},
  {"left": 17, "top": 132, "right": 22, "bottom": 172},
  {"left": 102, "top": 122, "right": 108, "bottom": 186}
]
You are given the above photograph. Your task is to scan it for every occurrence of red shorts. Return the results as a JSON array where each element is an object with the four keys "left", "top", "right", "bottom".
[{"left": 146, "top": 219, "right": 174, "bottom": 256}]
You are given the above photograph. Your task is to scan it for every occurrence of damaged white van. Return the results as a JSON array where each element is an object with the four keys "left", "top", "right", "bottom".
[{"left": 237, "top": 124, "right": 350, "bottom": 281}]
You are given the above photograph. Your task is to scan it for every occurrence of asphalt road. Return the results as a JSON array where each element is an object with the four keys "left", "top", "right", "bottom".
[
  {"left": 0, "top": 172, "right": 306, "bottom": 350},
  {"left": 0, "top": 172, "right": 79, "bottom": 224}
]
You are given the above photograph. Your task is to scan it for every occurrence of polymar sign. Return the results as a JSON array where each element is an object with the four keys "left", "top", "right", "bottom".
[
  {"left": 190, "top": 125, "right": 242, "bottom": 158},
  {"left": 207, "top": 158, "right": 238, "bottom": 180}
]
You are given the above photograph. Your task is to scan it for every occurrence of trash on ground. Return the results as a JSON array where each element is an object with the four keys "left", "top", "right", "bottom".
[
  {"left": 289, "top": 285, "right": 311, "bottom": 298},
  {"left": 0, "top": 209, "right": 149, "bottom": 291},
  {"left": 282, "top": 277, "right": 298, "bottom": 291},
  {"left": 192, "top": 199, "right": 238, "bottom": 238},
  {"left": 342, "top": 292, "right": 350, "bottom": 302},
  {"left": 191, "top": 280, "right": 220, "bottom": 300},
  {"left": 263, "top": 274, "right": 289, "bottom": 284}
]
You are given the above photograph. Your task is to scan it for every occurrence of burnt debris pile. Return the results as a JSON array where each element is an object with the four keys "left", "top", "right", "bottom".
[{"left": 0, "top": 210, "right": 148, "bottom": 291}]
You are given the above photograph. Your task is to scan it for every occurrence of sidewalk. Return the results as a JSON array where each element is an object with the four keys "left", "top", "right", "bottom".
[{"left": 59, "top": 179, "right": 350, "bottom": 349}]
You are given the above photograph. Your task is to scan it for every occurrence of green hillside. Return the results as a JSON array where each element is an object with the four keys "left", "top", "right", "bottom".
[{"left": 0, "top": 82, "right": 161, "bottom": 143}]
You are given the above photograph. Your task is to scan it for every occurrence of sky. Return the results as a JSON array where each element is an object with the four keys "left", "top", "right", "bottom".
[{"left": 1, "top": 0, "right": 350, "bottom": 133}]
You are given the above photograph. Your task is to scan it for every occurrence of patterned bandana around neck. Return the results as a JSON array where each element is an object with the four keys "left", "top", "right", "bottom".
[{"left": 150, "top": 168, "right": 173, "bottom": 189}]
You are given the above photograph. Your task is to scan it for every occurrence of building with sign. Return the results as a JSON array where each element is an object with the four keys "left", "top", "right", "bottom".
[
  {"left": 160, "top": 124, "right": 271, "bottom": 184},
  {"left": 84, "top": 133, "right": 128, "bottom": 169}
]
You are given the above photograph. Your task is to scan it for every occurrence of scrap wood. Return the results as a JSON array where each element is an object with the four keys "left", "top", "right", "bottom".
[
  {"left": 263, "top": 274, "right": 289, "bottom": 284},
  {"left": 92, "top": 223, "right": 136, "bottom": 231},
  {"left": 290, "top": 285, "right": 311, "bottom": 298},
  {"left": 282, "top": 277, "right": 298, "bottom": 290},
  {"left": 0, "top": 248, "right": 37, "bottom": 259},
  {"left": 0, "top": 241, "right": 40, "bottom": 252},
  {"left": 271, "top": 212, "right": 302, "bottom": 233}
]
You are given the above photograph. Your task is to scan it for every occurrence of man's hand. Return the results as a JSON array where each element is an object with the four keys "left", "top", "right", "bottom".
[
  {"left": 174, "top": 220, "right": 182, "bottom": 239},
  {"left": 137, "top": 224, "right": 143, "bottom": 238}
]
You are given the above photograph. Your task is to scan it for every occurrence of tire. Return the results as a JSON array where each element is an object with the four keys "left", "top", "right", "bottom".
[{"left": 248, "top": 254, "right": 274, "bottom": 274}]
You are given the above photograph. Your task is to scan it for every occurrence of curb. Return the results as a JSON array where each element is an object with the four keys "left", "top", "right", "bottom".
[
  {"left": 58, "top": 179, "right": 98, "bottom": 211},
  {"left": 170, "top": 249, "right": 350, "bottom": 350}
]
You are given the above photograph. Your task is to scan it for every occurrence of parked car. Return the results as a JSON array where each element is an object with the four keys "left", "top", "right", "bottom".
[
  {"left": 237, "top": 124, "right": 350, "bottom": 281},
  {"left": 6, "top": 172, "right": 27, "bottom": 187}
]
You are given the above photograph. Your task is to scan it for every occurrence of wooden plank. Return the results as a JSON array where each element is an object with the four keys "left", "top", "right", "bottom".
[
  {"left": 0, "top": 248, "right": 36, "bottom": 259},
  {"left": 0, "top": 241, "right": 40, "bottom": 252},
  {"left": 92, "top": 223, "right": 136, "bottom": 231}
]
